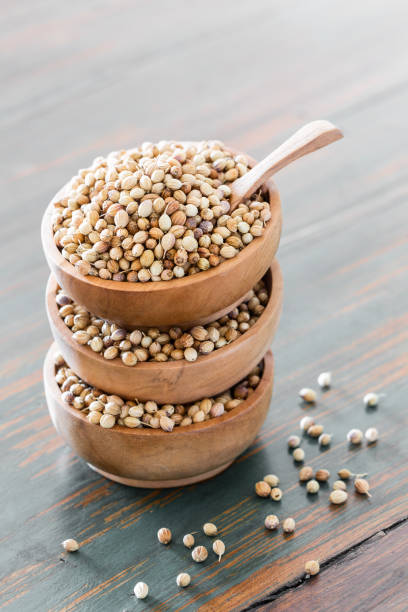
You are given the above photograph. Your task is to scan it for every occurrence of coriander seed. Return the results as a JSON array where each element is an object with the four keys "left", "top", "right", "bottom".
[
  {"left": 293, "top": 448, "right": 305, "bottom": 462},
  {"left": 176, "top": 573, "right": 191, "bottom": 588},
  {"left": 255, "top": 481, "right": 271, "bottom": 498},
  {"left": 315, "top": 469, "right": 330, "bottom": 482},
  {"left": 317, "top": 371, "right": 332, "bottom": 389},
  {"left": 264, "top": 514, "right": 279, "bottom": 530},
  {"left": 365, "top": 427, "right": 378, "bottom": 443},
  {"left": 183, "top": 533, "right": 195, "bottom": 548},
  {"left": 329, "top": 490, "right": 348, "bottom": 505},
  {"left": 270, "top": 487, "right": 283, "bottom": 501},
  {"left": 263, "top": 474, "right": 279, "bottom": 488},
  {"left": 305, "top": 559, "right": 320, "bottom": 576},
  {"left": 213, "top": 539, "right": 225, "bottom": 561},
  {"left": 157, "top": 527, "right": 172, "bottom": 545},
  {"left": 347, "top": 429, "right": 363, "bottom": 444},
  {"left": 288, "top": 435, "right": 301, "bottom": 448},
  {"left": 299, "top": 466, "right": 314, "bottom": 482},
  {"left": 333, "top": 480, "right": 347, "bottom": 491},
  {"left": 306, "top": 479, "right": 320, "bottom": 494},
  {"left": 299, "top": 388, "right": 316, "bottom": 403},
  {"left": 318, "top": 433, "right": 332, "bottom": 446},
  {"left": 300, "top": 416, "right": 315, "bottom": 431},
  {"left": 338, "top": 468, "right": 352, "bottom": 480},
  {"left": 282, "top": 518, "right": 296, "bottom": 533},
  {"left": 134, "top": 582, "right": 149, "bottom": 599},
  {"left": 62, "top": 538, "right": 79, "bottom": 552},
  {"left": 354, "top": 478, "right": 371, "bottom": 497},
  {"left": 203, "top": 522, "right": 218, "bottom": 536},
  {"left": 192, "top": 545, "right": 208, "bottom": 563},
  {"left": 363, "top": 392, "right": 380, "bottom": 407},
  {"left": 307, "top": 424, "right": 324, "bottom": 438}
]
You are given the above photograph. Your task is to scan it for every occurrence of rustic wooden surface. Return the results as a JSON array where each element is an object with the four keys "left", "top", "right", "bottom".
[{"left": 1, "top": 1, "right": 407, "bottom": 610}]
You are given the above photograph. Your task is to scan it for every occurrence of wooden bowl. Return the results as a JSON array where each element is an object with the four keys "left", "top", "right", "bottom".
[
  {"left": 41, "top": 149, "right": 282, "bottom": 329},
  {"left": 44, "top": 344, "right": 274, "bottom": 488},
  {"left": 46, "top": 260, "right": 282, "bottom": 403}
]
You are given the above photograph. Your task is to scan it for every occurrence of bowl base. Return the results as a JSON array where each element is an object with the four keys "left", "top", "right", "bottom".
[{"left": 87, "top": 460, "right": 233, "bottom": 488}]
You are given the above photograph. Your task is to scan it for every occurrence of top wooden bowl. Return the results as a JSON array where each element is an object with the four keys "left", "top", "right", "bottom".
[{"left": 41, "top": 147, "right": 282, "bottom": 329}]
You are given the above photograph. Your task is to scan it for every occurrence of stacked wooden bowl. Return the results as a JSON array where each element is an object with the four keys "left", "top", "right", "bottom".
[{"left": 42, "top": 154, "right": 283, "bottom": 488}]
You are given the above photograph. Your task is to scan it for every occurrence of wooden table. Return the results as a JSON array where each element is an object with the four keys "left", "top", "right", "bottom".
[{"left": 1, "top": 1, "right": 407, "bottom": 610}]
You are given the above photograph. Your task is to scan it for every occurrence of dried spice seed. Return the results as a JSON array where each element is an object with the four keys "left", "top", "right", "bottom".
[
  {"left": 307, "top": 424, "right": 324, "bottom": 438},
  {"left": 203, "top": 523, "right": 218, "bottom": 536},
  {"left": 157, "top": 527, "right": 172, "bottom": 544},
  {"left": 354, "top": 478, "right": 371, "bottom": 497},
  {"left": 347, "top": 429, "right": 363, "bottom": 444},
  {"left": 282, "top": 518, "right": 296, "bottom": 533},
  {"left": 176, "top": 573, "right": 191, "bottom": 588},
  {"left": 315, "top": 469, "right": 330, "bottom": 482},
  {"left": 333, "top": 480, "right": 347, "bottom": 491},
  {"left": 306, "top": 479, "right": 320, "bottom": 494},
  {"left": 318, "top": 433, "right": 332, "bottom": 446},
  {"left": 299, "top": 466, "right": 314, "bottom": 482},
  {"left": 317, "top": 371, "right": 332, "bottom": 389},
  {"left": 264, "top": 514, "right": 280, "bottom": 530},
  {"left": 363, "top": 392, "right": 380, "bottom": 407},
  {"left": 287, "top": 435, "right": 301, "bottom": 448},
  {"left": 263, "top": 474, "right": 279, "bottom": 488},
  {"left": 62, "top": 538, "right": 79, "bottom": 552},
  {"left": 293, "top": 448, "right": 305, "bottom": 462},
  {"left": 300, "top": 416, "right": 315, "bottom": 431},
  {"left": 134, "top": 582, "right": 149, "bottom": 599},
  {"left": 365, "top": 427, "right": 378, "bottom": 443},
  {"left": 213, "top": 539, "right": 225, "bottom": 561},
  {"left": 183, "top": 534, "right": 195, "bottom": 548},
  {"left": 305, "top": 560, "right": 320, "bottom": 576},
  {"left": 299, "top": 388, "right": 316, "bottom": 403},
  {"left": 270, "top": 487, "right": 283, "bottom": 501},
  {"left": 255, "top": 481, "right": 272, "bottom": 498},
  {"left": 192, "top": 545, "right": 208, "bottom": 562},
  {"left": 329, "top": 490, "right": 348, "bottom": 505}
]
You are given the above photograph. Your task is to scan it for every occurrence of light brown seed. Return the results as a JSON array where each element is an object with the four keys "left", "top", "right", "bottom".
[
  {"left": 305, "top": 560, "right": 320, "bottom": 576},
  {"left": 255, "top": 481, "right": 271, "bottom": 497},
  {"left": 329, "top": 490, "right": 348, "bottom": 505},
  {"left": 354, "top": 478, "right": 371, "bottom": 497},
  {"left": 315, "top": 469, "right": 330, "bottom": 482},
  {"left": 282, "top": 518, "right": 296, "bottom": 533},
  {"left": 264, "top": 515, "right": 280, "bottom": 530},
  {"left": 299, "top": 466, "right": 314, "bottom": 482},
  {"left": 192, "top": 545, "right": 208, "bottom": 562},
  {"left": 157, "top": 527, "right": 172, "bottom": 544}
]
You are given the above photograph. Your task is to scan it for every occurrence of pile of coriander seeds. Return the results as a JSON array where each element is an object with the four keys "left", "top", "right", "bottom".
[
  {"left": 55, "top": 354, "right": 263, "bottom": 430},
  {"left": 56, "top": 278, "right": 268, "bottom": 365},
  {"left": 51, "top": 141, "right": 271, "bottom": 283}
]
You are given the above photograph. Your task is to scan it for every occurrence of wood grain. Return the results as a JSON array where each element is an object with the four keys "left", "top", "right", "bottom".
[{"left": 1, "top": 0, "right": 408, "bottom": 610}]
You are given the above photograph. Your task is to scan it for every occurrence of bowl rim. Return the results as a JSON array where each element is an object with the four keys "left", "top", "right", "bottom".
[
  {"left": 46, "top": 259, "right": 282, "bottom": 376},
  {"left": 41, "top": 146, "right": 282, "bottom": 295},
  {"left": 44, "top": 345, "right": 274, "bottom": 437}
]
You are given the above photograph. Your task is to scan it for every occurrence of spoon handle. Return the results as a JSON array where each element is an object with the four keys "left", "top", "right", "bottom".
[{"left": 229, "top": 120, "right": 343, "bottom": 210}]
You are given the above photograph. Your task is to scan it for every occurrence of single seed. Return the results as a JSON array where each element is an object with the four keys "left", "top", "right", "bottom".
[
  {"left": 329, "top": 490, "right": 348, "bottom": 505},
  {"left": 365, "top": 427, "right": 379, "bottom": 443},
  {"left": 315, "top": 469, "right": 330, "bottom": 482},
  {"left": 203, "top": 522, "right": 218, "bottom": 536},
  {"left": 347, "top": 429, "right": 363, "bottom": 444},
  {"left": 293, "top": 448, "right": 305, "bottom": 462},
  {"left": 300, "top": 416, "right": 315, "bottom": 431},
  {"left": 177, "top": 573, "right": 191, "bottom": 588},
  {"left": 299, "top": 388, "right": 316, "bottom": 403},
  {"left": 308, "top": 424, "right": 324, "bottom": 438},
  {"left": 305, "top": 560, "right": 320, "bottom": 576},
  {"left": 212, "top": 539, "right": 225, "bottom": 561},
  {"left": 338, "top": 468, "right": 352, "bottom": 480},
  {"left": 282, "top": 518, "right": 296, "bottom": 533},
  {"left": 270, "top": 487, "right": 283, "bottom": 501},
  {"left": 183, "top": 533, "right": 195, "bottom": 548},
  {"left": 317, "top": 371, "right": 332, "bottom": 389},
  {"left": 62, "top": 538, "right": 79, "bottom": 552},
  {"left": 306, "top": 479, "right": 320, "bottom": 494},
  {"left": 318, "top": 433, "right": 332, "bottom": 446},
  {"left": 264, "top": 514, "right": 280, "bottom": 530},
  {"left": 263, "top": 474, "right": 279, "bottom": 487},
  {"left": 192, "top": 545, "right": 208, "bottom": 562},
  {"left": 333, "top": 480, "right": 347, "bottom": 491},
  {"left": 157, "top": 527, "right": 172, "bottom": 544},
  {"left": 354, "top": 478, "right": 372, "bottom": 497},
  {"left": 134, "top": 582, "right": 149, "bottom": 599},
  {"left": 363, "top": 392, "right": 380, "bottom": 407},
  {"left": 299, "top": 466, "right": 314, "bottom": 482},
  {"left": 255, "top": 481, "right": 271, "bottom": 498},
  {"left": 288, "top": 435, "right": 301, "bottom": 448}
]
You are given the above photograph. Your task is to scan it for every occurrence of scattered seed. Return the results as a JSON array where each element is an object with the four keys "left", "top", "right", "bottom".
[
  {"left": 363, "top": 392, "right": 380, "bottom": 407},
  {"left": 134, "top": 582, "right": 149, "bottom": 599},
  {"left": 347, "top": 429, "right": 363, "bottom": 444},
  {"left": 333, "top": 480, "right": 347, "bottom": 491},
  {"left": 62, "top": 539, "right": 79, "bottom": 552},
  {"left": 192, "top": 545, "right": 208, "bottom": 562},
  {"left": 307, "top": 424, "right": 324, "bottom": 438},
  {"left": 318, "top": 433, "right": 332, "bottom": 446},
  {"left": 183, "top": 534, "right": 195, "bottom": 548},
  {"left": 203, "top": 523, "right": 217, "bottom": 536},
  {"left": 293, "top": 448, "right": 305, "bottom": 462},
  {"left": 300, "top": 416, "right": 315, "bottom": 431},
  {"left": 315, "top": 469, "right": 330, "bottom": 482},
  {"left": 305, "top": 559, "right": 320, "bottom": 576},
  {"left": 263, "top": 474, "right": 279, "bottom": 487},
  {"left": 354, "top": 478, "right": 372, "bottom": 497},
  {"left": 338, "top": 468, "right": 352, "bottom": 480},
  {"left": 365, "top": 427, "right": 378, "bottom": 443},
  {"left": 176, "top": 573, "right": 191, "bottom": 587},
  {"left": 282, "top": 518, "right": 296, "bottom": 533},
  {"left": 157, "top": 527, "right": 172, "bottom": 544},
  {"left": 288, "top": 435, "right": 301, "bottom": 448},
  {"left": 317, "top": 371, "right": 332, "bottom": 389},
  {"left": 306, "top": 479, "right": 320, "bottom": 494},
  {"left": 270, "top": 487, "right": 283, "bottom": 501},
  {"left": 255, "top": 481, "right": 272, "bottom": 498},
  {"left": 264, "top": 514, "right": 280, "bottom": 530},
  {"left": 213, "top": 539, "right": 225, "bottom": 561},
  {"left": 329, "top": 490, "right": 348, "bottom": 505},
  {"left": 299, "top": 466, "right": 314, "bottom": 482},
  {"left": 299, "top": 388, "right": 317, "bottom": 403}
]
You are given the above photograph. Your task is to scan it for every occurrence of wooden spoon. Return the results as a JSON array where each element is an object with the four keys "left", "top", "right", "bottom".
[{"left": 230, "top": 120, "right": 343, "bottom": 210}]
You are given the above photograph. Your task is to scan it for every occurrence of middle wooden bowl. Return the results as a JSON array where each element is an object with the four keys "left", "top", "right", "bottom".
[{"left": 46, "top": 260, "right": 283, "bottom": 404}]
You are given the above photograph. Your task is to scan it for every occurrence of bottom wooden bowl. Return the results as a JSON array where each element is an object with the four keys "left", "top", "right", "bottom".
[{"left": 44, "top": 344, "right": 274, "bottom": 488}]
